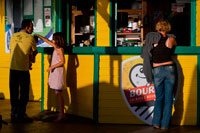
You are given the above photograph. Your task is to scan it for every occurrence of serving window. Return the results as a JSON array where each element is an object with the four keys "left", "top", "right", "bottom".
[
  {"left": 116, "top": 0, "right": 144, "bottom": 47},
  {"left": 116, "top": 0, "right": 191, "bottom": 47},
  {"left": 70, "top": 0, "right": 95, "bottom": 47}
]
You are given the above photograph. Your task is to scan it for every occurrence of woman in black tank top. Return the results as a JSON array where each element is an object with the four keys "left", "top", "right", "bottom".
[
  {"left": 152, "top": 34, "right": 174, "bottom": 64},
  {"left": 151, "top": 20, "right": 177, "bottom": 130}
]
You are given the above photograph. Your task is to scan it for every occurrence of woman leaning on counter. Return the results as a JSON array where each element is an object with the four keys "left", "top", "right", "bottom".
[{"left": 141, "top": 20, "right": 177, "bottom": 129}]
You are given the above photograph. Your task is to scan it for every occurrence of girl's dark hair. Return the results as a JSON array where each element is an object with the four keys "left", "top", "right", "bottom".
[
  {"left": 53, "top": 32, "right": 66, "bottom": 48},
  {"left": 21, "top": 19, "right": 32, "bottom": 29}
]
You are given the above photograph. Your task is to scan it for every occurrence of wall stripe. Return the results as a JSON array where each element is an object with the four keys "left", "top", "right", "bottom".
[
  {"left": 93, "top": 2, "right": 99, "bottom": 123},
  {"left": 93, "top": 0, "right": 99, "bottom": 118},
  {"left": 93, "top": 54, "right": 99, "bottom": 123},
  {"left": 41, "top": 53, "right": 44, "bottom": 111},
  {"left": 191, "top": 1, "right": 196, "bottom": 46}
]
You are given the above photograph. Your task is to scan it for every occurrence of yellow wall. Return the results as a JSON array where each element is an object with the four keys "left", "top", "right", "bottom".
[
  {"left": 98, "top": 55, "right": 197, "bottom": 125},
  {"left": 96, "top": 0, "right": 110, "bottom": 46},
  {"left": 43, "top": 54, "right": 94, "bottom": 119},
  {"left": 0, "top": 0, "right": 42, "bottom": 100},
  {"left": 0, "top": 0, "right": 8, "bottom": 99},
  {"left": 172, "top": 56, "right": 197, "bottom": 125},
  {"left": 99, "top": 55, "right": 144, "bottom": 124}
]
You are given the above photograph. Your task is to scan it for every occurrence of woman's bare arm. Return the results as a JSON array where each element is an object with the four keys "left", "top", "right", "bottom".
[{"left": 166, "top": 37, "right": 177, "bottom": 48}]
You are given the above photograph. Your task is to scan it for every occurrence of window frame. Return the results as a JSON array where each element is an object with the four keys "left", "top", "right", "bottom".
[
  {"left": 66, "top": 0, "right": 97, "bottom": 47},
  {"left": 113, "top": 0, "right": 196, "bottom": 47}
]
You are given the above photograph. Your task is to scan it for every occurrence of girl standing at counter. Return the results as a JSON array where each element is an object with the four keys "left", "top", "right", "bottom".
[{"left": 34, "top": 33, "right": 66, "bottom": 122}]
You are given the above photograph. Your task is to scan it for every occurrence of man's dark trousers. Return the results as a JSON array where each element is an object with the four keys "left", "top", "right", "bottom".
[{"left": 9, "top": 70, "right": 30, "bottom": 118}]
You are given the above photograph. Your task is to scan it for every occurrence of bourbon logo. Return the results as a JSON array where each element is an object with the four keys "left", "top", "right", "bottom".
[{"left": 121, "top": 56, "right": 180, "bottom": 125}]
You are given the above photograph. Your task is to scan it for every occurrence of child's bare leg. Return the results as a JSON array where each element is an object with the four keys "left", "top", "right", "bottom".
[
  {"left": 58, "top": 91, "right": 64, "bottom": 117},
  {"left": 54, "top": 90, "right": 65, "bottom": 121}
]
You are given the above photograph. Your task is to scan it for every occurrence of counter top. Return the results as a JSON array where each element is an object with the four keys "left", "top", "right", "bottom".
[{"left": 37, "top": 46, "right": 200, "bottom": 55}]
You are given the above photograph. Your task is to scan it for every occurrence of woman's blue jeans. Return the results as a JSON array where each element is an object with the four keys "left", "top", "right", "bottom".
[{"left": 152, "top": 65, "right": 176, "bottom": 128}]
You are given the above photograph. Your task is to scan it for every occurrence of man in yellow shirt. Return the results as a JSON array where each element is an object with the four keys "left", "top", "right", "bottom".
[{"left": 9, "top": 19, "right": 37, "bottom": 122}]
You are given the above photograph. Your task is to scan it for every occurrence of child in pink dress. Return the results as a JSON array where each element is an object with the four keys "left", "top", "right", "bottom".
[{"left": 34, "top": 32, "right": 66, "bottom": 122}]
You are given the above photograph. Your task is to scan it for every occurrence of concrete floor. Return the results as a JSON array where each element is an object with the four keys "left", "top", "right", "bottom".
[{"left": 0, "top": 99, "right": 200, "bottom": 133}]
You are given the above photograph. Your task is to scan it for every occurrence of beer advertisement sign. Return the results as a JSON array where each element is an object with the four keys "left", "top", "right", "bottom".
[
  {"left": 121, "top": 56, "right": 155, "bottom": 124},
  {"left": 120, "top": 56, "right": 180, "bottom": 125}
]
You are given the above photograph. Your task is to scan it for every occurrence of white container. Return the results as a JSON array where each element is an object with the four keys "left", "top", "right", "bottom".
[
  {"left": 132, "top": 22, "right": 138, "bottom": 30},
  {"left": 80, "top": 43, "right": 84, "bottom": 47}
]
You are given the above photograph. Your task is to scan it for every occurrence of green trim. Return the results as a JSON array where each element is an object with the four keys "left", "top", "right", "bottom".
[
  {"left": 54, "top": 0, "right": 57, "bottom": 32},
  {"left": 55, "top": 0, "right": 62, "bottom": 32},
  {"left": 58, "top": 0, "right": 62, "bottom": 32},
  {"left": 33, "top": 0, "right": 34, "bottom": 20},
  {"left": 37, "top": 46, "right": 200, "bottom": 55},
  {"left": 174, "top": 47, "right": 200, "bottom": 55},
  {"left": 41, "top": 53, "right": 44, "bottom": 111},
  {"left": 191, "top": 1, "right": 196, "bottom": 46},
  {"left": 197, "top": 55, "right": 200, "bottom": 125},
  {"left": 23, "top": 15, "right": 34, "bottom": 20},
  {"left": 94, "top": 0, "right": 97, "bottom": 47},
  {"left": 51, "top": 0, "right": 53, "bottom": 28},
  {"left": 93, "top": 54, "right": 99, "bottom": 123},
  {"left": 22, "top": 0, "right": 34, "bottom": 20}
]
